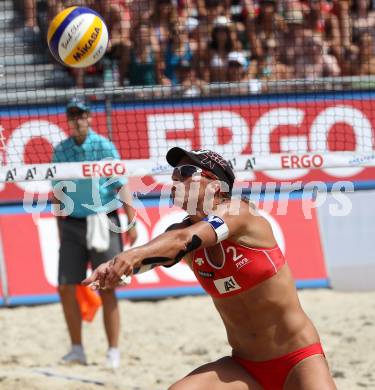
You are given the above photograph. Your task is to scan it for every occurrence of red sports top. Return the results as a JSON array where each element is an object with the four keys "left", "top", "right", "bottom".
[{"left": 192, "top": 240, "right": 285, "bottom": 298}]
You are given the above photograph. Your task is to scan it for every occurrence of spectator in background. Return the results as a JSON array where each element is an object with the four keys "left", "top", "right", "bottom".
[
  {"left": 247, "top": 0, "right": 286, "bottom": 60},
  {"left": 181, "top": 13, "right": 200, "bottom": 53},
  {"left": 351, "top": 32, "right": 375, "bottom": 75},
  {"left": 23, "top": 0, "right": 40, "bottom": 33},
  {"left": 227, "top": 0, "right": 255, "bottom": 22},
  {"left": 332, "top": 0, "right": 352, "bottom": 50},
  {"left": 221, "top": 0, "right": 256, "bottom": 21},
  {"left": 225, "top": 0, "right": 255, "bottom": 51},
  {"left": 283, "top": 0, "right": 308, "bottom": 13},
  {"left": 124, "top": 23, "right": 167, "bottom": 86},
  {"left": 14, "top": 0, "right": 41, "bottom": 43},
  {"left": 150, "top": 0, "right": 178, "bottom": 53},
  {"left": 176, "top": 60, "right": 207, "bottom": 96},
  {"left": 295, "top": 35, "right": 341, "bottom": 78},
  {"left": 91, "top": 0, "right": 130, "bottom": 86},
  {"left": 303, "top": 0, "right": 341, "bottom": 59},
  {"left": 47, "top": 0, "right": 87, "bottom": 22},
  {"left": 351, "top": 0, "right": 375, "bottom": 47},
  {"left": 128, "top": 0, "right": 154, "bottom": 26},
  {"left": 198, "top": 0, "right": 225, "bottom": 34},
  {"left": 206, "top": 16, "right": 237, "bottom": 82},
  {"left": 177, "top": 0, "right": 199, "bottom": 33},
  {"left": 195, "top": 0, "right": 208, "bottom": 18},
  {"left": 52, "top": 98, "right": 137, "bottom": 369},
  {"left": 194, "top": 0, "right": 225, "bottom": 70},
  {"left": 46, "top": 0, "right": 63, "bottom": 23},
  {"left": 177, "top": 0, "right": 198, "bottom": 20},
  {"left": 226, "top": 51, "right": 261, "bottom": 94},
  {"left": 341, "top": 44, "right": 359, "bottom": 75},
  {"left": 281, "top": 9, "right": 306, "bottom": 69},
  {"left": 164, "top": 25, "right": 194, "bottom": 85},
  {"left": 257, "top": 38, "right": 292, "bottom": 81}
]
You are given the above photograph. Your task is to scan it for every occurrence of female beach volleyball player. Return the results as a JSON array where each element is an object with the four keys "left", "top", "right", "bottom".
[{"left": 83, "top": 147, "right": 337, "bottom": 390}]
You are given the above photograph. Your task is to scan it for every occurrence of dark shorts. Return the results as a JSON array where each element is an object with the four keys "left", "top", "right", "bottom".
[{"left": 57, "top": 211, "right": 123, "bottom": 285}]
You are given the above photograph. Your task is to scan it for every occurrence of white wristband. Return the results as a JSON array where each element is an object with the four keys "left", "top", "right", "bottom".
[{"left": 203, "top": 215, "right": 229, "bottom": 243}]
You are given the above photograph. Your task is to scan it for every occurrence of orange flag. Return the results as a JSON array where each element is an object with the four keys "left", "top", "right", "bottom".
[{"left": 76, "top": 285, "right": 102, "bottom": 322}]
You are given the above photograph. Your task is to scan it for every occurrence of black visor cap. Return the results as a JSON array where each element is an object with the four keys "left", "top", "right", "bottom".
[{"left": 166, "top": 147, "right": 235, "bottom": 195}]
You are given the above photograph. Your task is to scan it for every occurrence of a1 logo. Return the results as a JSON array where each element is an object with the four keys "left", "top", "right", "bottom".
[{"left": 213, "top": 276, "right": 241, "bottom": 294}]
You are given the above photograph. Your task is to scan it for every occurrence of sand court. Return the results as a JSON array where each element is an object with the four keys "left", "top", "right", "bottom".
[{"left": 1, "top": 290, "right": 375, "bottom": 390}]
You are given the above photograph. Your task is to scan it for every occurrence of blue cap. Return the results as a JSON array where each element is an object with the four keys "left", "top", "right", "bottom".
[{"left": 66, "top": 97, "right": 90, "bottom": 115}]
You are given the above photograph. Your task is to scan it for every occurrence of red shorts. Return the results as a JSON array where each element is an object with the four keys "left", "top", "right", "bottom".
[{"left": 232, "top": 343, "right": 325, "bottom": 390}]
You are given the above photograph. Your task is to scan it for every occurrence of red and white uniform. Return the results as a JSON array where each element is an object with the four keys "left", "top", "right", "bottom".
[{"left": 192, "top": 240, "right": 285, "bottom": 298}]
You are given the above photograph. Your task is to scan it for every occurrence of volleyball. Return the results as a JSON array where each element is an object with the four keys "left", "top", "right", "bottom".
[{"left": 47, "top": 6, "right": 108, "bottom": 68}]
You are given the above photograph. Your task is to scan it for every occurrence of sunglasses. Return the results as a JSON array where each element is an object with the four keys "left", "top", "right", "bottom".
[{"left": 172, "top": 164, "right": 218, "bottom": 181}]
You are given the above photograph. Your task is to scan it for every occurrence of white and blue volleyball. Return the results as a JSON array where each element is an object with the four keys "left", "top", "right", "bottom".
[{"left": 47, "top": 6, "right": 109, "bottom": 68}]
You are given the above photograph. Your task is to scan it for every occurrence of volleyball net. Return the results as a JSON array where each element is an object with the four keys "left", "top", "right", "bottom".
[
  {"left": 1, "top": 86, "right": 375, "bottom": 184},
  {"left": 1, "top": 0, "right": 375, "bottom": 185}
]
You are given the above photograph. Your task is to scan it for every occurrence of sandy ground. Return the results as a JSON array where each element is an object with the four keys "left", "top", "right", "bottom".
[{"left": 1, "top": 290, "right": 375, "bottom": 390}]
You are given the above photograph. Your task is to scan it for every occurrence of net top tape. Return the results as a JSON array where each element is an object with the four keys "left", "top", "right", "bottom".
[{"left": 1, "top": 152, "right": 374, "bottom": 182}]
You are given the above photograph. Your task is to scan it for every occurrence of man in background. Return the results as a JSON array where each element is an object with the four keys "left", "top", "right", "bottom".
[{"left": 52, "top": 98, "right": 137, "bottom": 368}]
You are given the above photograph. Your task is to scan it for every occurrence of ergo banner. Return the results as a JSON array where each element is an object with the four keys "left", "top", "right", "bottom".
[{"left": 0, "top": 95, "right": 375, "bottom": 200}]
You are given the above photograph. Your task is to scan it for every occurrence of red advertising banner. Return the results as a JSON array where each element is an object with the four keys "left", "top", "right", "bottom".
[
  {"left": 1, "top": 95, "right": 374, "bottom": 201},
  {"left": 0, "top": 199, "right": 327, "bottom": 305}
]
